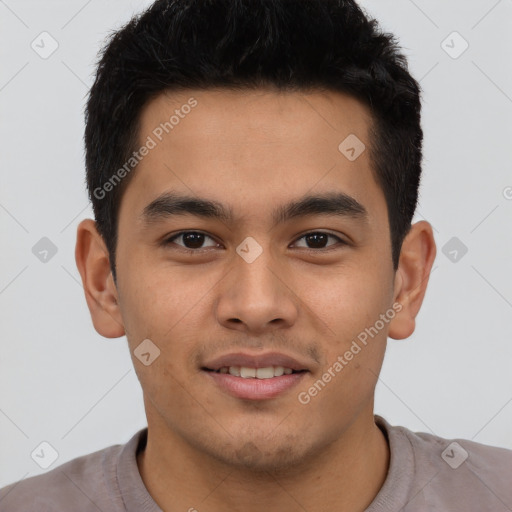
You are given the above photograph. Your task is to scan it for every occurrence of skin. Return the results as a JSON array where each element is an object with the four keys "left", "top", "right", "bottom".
[{"left": 76, "top": 88, "right": 436, "bottom": 512}]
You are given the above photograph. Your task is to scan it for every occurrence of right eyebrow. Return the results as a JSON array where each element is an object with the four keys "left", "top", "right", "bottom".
[{"left": 140, "top": 192, "right": 233, "bottom": 225}]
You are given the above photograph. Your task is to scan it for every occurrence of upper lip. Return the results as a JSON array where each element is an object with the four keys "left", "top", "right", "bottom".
[{"left": 202, "top": 351, "right": 311, "bottom": 372}]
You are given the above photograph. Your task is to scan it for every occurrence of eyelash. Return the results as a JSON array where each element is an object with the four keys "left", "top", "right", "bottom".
[{"left": 162, "top": 230, "right": 347, "bottom": 254}]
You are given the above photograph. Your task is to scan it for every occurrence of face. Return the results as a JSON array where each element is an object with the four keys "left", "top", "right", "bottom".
[{"left": 114, "top": 88, "right": 399, "bottom": 471}]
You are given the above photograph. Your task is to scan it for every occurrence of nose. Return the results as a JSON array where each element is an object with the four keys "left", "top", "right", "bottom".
[{"left": 214, "top": 244, "right": 299, "bottom": 335}]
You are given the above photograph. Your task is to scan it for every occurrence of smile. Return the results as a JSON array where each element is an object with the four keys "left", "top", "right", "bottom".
[
  {"left": 211, "top": 366, "right": 300, "bottom": 378},
  {"left": 202, "top": 367, "right": 308, "bottom": 400}
]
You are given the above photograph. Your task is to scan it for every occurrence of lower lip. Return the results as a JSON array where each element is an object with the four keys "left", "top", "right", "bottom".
[{"left": 204, "top": 371, "right": 307, "bottom": 400}]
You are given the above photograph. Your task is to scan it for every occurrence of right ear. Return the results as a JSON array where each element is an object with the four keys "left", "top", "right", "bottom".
[{"left": 75, "top": 219, "right": 125, "bottom": 338}]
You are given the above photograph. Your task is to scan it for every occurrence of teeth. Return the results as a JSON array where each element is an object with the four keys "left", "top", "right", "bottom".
[
  {"left": 219, "top": 366, "right": 296, "bottom": 378},
  {"left": 274, "top": 366, "right": 284, "bottom": 376},
  {"left": 256, "top": 367, "right": 274, "bottom": 379},
  {"left": 240, "top": 367, "right": 256, "bottom": 378},
  {"left": 228, "top": 366, "right": 240, "bottom": 376}
]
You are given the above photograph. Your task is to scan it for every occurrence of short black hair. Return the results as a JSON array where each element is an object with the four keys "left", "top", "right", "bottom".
[{"left": 85, "top": 0, "right": 423, "bottom": 281}]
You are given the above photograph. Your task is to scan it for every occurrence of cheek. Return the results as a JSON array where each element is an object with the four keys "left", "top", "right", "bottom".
[
  {"left": 117, "top": 262, "right": 225, "bottom": 393},
  {"left": 304, "top": 262, "right": 391, "bottom": 340},
  {"left": 300, "top": 287, "right": 389, "bottom": 422},
  {"left": 301, "top": 262, "right": 391, "bottom": 408},
  {"left": 118, "top": 255, "right": 221, "bottom": 338}
]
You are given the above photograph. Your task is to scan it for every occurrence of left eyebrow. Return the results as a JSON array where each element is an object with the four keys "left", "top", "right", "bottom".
[
  {"left": 140, "top": 190, "right": 369, "bottom": 228},
  {"left": 272, "top": 192, "right": 369, "bottom": 226}
]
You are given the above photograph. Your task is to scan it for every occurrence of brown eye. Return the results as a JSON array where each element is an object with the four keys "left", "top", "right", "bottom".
[
  {"left": 292, "top": 232, "right": 345, "bottom": 250},
  {"left": 164, "top": 231, "right": 218, "bottom": 251}
]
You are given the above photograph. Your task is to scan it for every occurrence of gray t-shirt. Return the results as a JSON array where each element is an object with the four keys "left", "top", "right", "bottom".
[{"left": 1, "top": 415, "right": 511, "bottom": 511}]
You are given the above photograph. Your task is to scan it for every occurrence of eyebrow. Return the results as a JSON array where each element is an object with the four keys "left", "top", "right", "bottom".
[{"left": 140, "top": 191, "right": 369, "bottom": 228}]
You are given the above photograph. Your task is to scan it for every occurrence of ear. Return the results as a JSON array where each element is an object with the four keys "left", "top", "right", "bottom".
[
  {"left": 388, "top": 220, "right": 436, "bottom": 340},
  {"left": 75, "top": 219, "right": 125, "bottom": 338}
]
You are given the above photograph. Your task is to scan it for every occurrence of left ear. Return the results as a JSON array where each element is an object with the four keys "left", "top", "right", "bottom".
[{"left": 388, "top": 220, "right": 437, "bottom": 340}]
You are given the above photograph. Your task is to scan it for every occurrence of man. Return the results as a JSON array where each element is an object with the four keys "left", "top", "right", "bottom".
[{"left": 1, "top": 0, "right": 510, "bottom": 511}]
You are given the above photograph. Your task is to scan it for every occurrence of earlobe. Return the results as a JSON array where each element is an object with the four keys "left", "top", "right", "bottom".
[
  {"left": 75, "top": 219, "right": 125, "bottom": 338},
  {"left": 388, "top": 221, "right": 437, "bottom": 340}
]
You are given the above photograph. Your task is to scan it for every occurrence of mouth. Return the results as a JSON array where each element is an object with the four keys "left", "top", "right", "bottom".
[
  {"left": 203, "top": 366, "right": 305, "bottom": 378},
  {"left": 201, "top": 352, "right": 311, "bottom": 400}
]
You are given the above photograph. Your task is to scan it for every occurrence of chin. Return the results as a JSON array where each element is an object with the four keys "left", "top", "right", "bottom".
[{"left": 201, "top": 432, "right": 318, "bottom": 474}]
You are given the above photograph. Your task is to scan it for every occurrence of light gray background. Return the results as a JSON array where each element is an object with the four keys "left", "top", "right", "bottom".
[{"left": 1, "top": 0, "right": 511, "bottom": 489}]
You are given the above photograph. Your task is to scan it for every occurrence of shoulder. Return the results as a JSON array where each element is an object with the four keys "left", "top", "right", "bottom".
[
  {"left": 378, "top": 415, "right": 512, "bottom": 511},
  {"left": 405, "top": 422, "right": 512, "bottom": 464},
  {"left": 400, "top": 420, "right": 512, "bottom": 481},
  {"left": 0, "top": 441, "right": 125, "bottom": 512}
]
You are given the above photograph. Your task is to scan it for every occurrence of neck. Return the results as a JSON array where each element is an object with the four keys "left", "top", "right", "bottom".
[{"left": 137, "top": 410, "right": 390, "bottom": 512}]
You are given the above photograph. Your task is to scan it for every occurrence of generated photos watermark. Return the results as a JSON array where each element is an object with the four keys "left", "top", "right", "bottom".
[
  {"left": 298, "top": 301, "right": 403, "bottom": 405},
  {"left": 93, "top": 97, "right": 198, "bottom": 200}
]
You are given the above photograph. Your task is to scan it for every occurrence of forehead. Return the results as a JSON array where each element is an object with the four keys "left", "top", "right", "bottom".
[
  {"left": 139, "top": 87, "right": 373, "bottom": 157},
  {"left": 120, "top": 87, "right": 386, "bottom": 226}
]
